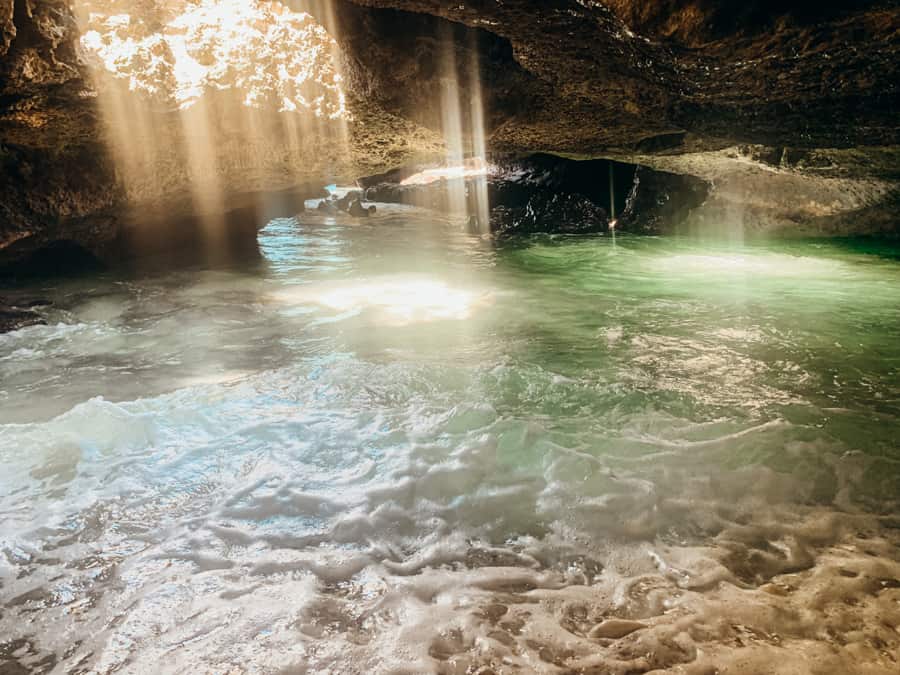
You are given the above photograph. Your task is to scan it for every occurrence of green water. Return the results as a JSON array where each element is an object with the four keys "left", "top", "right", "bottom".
[{"left": 0, "top": 208, "right": 898, "bottom": 672}]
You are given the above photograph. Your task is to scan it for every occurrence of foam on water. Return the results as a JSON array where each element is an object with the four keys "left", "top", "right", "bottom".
[{"left": 1, "top": 211, "right": 899, "bottom": 673}]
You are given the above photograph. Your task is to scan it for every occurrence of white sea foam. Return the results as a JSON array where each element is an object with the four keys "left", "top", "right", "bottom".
[
  {"left": 1, "top": 356, "right": 898, "bottom": 673},
  {"left": 1, "top": 223, "right": 898, "bottom": 673}
]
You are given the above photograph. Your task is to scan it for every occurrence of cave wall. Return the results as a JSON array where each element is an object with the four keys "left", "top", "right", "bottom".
[
  {"left": 344, "top": 0, "right": 899, "bottom": 151},
  {"left": 0, "top": 0, "right": 118, "bottom": 266},
  {"left": 342, "top": 0, "right": 899, "bottom": 235},
  {"left": 0, "top": 0, "right": 448, "bottom": 268},
  {"left": 601, "top": 0, "right": 890, "bottom": 46},
  {"left": 0, "top": 0, "right": 898, "bottom": 270}
]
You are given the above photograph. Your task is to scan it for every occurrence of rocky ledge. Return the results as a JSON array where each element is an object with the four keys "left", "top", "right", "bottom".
[{"left": 361, "top": 154, "right": 710, "bottom": 236}]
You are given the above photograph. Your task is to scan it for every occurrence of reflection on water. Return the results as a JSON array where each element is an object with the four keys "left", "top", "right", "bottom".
[
  {"left": 1, "top": 207, "right": 899, "bottom": 673},
  {"left": 274, "top": 277, "right": 492, "bottom": 326}
]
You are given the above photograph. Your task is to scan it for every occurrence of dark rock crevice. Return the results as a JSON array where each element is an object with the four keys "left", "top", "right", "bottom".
[
  {"left": 362, "top": 154, "right": 711, "bottom": 236},
  {"left": 621, "top": 165, "right": 710, "bottom": 234}
]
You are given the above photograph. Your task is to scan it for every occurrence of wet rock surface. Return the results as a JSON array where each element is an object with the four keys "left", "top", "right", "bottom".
[
  {"left": 0, "top": 307, "right": 43, "bottom": 332},
  {"left": 620, "top": 165, "right": 710, "bottom": 234},
  {"left": 489, "top": 192, "right": 610, "bottom": 237},
  {"left": 362, "top": 155, "right": 620, "bottom": 235},
  {"left": 364, "top": 154, "right": 710, "bottom": 235},
  {"left": 346, "top": 0, "right": 900, "bottom": 152},
  {"left": 0, "top": 295, "right": 49, "bottom": 333}
]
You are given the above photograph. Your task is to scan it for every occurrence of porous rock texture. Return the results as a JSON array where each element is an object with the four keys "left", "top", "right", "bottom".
[
  {"left": 344, "top": 0, "right": 900, "bottom": 234},
  {"left": 1, "top": 0, "right": 899, "bottom": 269},
  {"left": 0, "top": 0, "right": 446, "bottom": 268},
  {"left": 360, "top": 154, "right": 701, "bottom": 236},
  {"left": 0, "top": 0, "right": 118, "bottom": 265}
]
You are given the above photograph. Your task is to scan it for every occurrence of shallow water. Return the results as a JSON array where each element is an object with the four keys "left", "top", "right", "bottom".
[{"left": 1, "top": 206, "right": 899, "bottom": 674}]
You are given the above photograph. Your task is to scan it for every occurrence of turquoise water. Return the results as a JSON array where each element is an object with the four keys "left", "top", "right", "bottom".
[{"left": 1, "top": 207, "right": 899, "bottom": 673}]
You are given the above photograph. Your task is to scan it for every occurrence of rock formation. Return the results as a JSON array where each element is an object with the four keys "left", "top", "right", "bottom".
[
  {"left": 342, "top": 0, "right": 899, "bottom": 234},
  {"left": 1, "top": 0, "right": 898, "bottom": 269},
  {"left": 362, "top": 154, "right": 708, "bottom": 236}
]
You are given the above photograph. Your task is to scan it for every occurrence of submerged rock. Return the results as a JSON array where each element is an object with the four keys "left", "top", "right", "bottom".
[
  {"left": 336, "top": 191, "right": 365, "bottom": 212},
  {"left": 317, "top": 200, "right": 340, "bottom": 215},
  {"left": 364, "top": 180, "right": 452, "bottom": 211},
  {"left": 347, "top": 199, "right": 370, "bottom": 217},
  {"left": 0, "top": 303, "right": 46, "bottom": 334}
]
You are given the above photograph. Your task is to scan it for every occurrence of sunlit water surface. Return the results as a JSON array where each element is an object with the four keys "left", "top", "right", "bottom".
[{"left": 1, "top": 206, "right": 899, "bottom": 674}]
